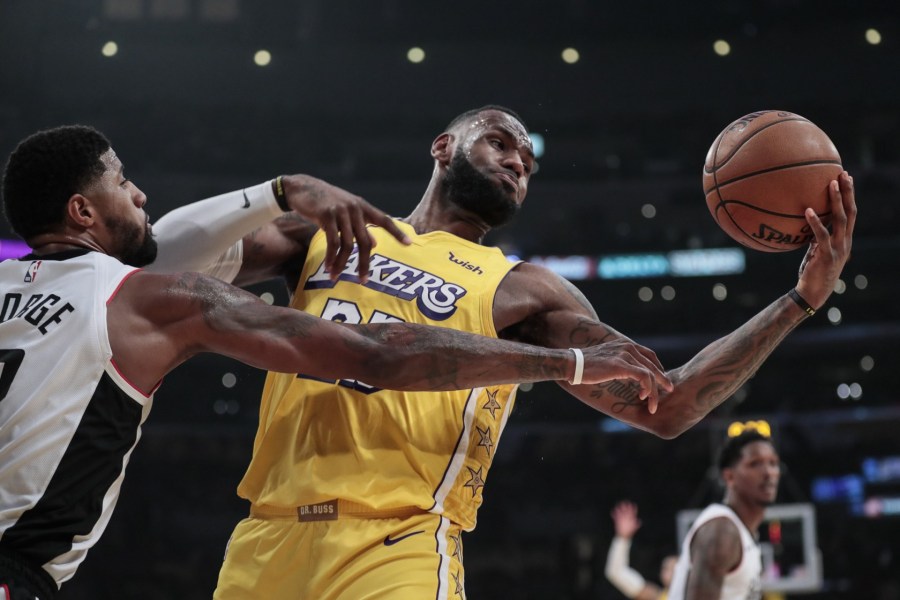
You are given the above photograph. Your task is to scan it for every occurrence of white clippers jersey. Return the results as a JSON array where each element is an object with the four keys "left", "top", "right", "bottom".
[
  {"left": 0, "top": 250, "right": 153, "bottom": 587},
  {"left": 668, "top": 503, "right": 762, "bottom": 600}
]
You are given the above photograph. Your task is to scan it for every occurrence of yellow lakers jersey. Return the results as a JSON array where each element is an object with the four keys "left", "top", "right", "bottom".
[{"left": 236, "top": 221, "right": 521, "bottom": 530}]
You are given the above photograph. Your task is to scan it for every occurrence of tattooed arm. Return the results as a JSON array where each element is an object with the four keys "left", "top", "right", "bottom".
[
  {"left": 496, "top": 172, "right": 855, "bottom": 439},
  {"left": 682, "top": 518, "right": 743, "bottom": 600},
  {"left": 106, "top": 270, "right": 671, "bottom": 397}
]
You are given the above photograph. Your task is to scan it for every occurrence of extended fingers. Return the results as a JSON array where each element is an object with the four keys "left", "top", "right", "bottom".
[
  {"left": 628, "top": 343, "right": 673, "bottom": 392},
  {"left": 330, "top": 210, "right": 356, "bottom": 280},
  {"left": 838, "top": 171, "right": 857, "bottom": 244},
  {"left": 365, "top": 207, "right": 412, "bottom": 245}
]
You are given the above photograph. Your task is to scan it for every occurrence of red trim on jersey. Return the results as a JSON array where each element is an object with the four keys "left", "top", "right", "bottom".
[
  {"left": 109, "top": 359, "right": 161, "bottom": 399},
  {"left": 1, "top": 583, "right": 10, "bottom": 599},
  {"left": 106, "top": 267, "right": 143, "bottom": 305},
  {"left": 105, "top": 267, "right": 161, "bottom": 397}
]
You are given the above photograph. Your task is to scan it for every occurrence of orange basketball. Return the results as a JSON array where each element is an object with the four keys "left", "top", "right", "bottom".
[{"left": 703, "top": 110, "right": 842, "bottom": 252}]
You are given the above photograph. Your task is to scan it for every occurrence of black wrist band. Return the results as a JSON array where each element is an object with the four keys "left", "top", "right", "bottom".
[
  {"left": 788, "top": 288, "right": 816, "bottom": 316},
  {"left": 273, "top": 176, "right": 289, "bottom": 212}
]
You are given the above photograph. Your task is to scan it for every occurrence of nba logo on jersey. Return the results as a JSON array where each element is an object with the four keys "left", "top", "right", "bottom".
[{"left": 24, "top": 260, "right": 41, "bottom": 283}]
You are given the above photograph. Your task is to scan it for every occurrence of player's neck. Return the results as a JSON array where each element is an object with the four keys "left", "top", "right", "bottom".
[
  {"left": 724, "top": 497, "right": 766, "bottom": 534},
  {"left": 27, "top": 233, "right": 106, "bottom": 256},
  {"left": 404, "top": 193, "right": 490, "bottom": 244}
]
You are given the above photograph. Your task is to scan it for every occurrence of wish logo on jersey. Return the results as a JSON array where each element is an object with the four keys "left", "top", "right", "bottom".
[{"left": 304, "top": 252, "right": 467, "bottom": 321}]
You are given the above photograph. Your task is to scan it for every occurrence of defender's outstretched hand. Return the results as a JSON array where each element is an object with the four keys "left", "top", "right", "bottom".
[
  {"left": 795, "top": 171, "right": 856, "bottom": 308},
  {"left": 281, "top": 174, "right": 411, "bottom": 282}
]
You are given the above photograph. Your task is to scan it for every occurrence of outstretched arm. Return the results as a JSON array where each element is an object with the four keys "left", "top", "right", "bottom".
[
  {"left": 497, "top": 172, "right": 855, "bottom": 438},
  {"left": 605, "top": 502, "right": 665, "bottom": 600},
  {"left": 148, "top": 175, "right": 409, "bottom": 286},
  {"left": 108, "top": 271, "right": 673, "bottom": 397}
]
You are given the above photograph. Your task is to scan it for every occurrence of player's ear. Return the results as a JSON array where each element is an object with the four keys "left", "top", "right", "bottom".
[
  {"left": 720, "top": 467, "right": 734, "bottom": 487},
  {"left": 431, "top": 133, "right": 453, "bottom": 165},
  {"left": 66, "top": 193, "right": 96, "bottom": 228}
]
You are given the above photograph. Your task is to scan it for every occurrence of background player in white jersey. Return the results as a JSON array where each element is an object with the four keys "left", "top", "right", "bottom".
[
  {"left": 605, "top": 500, "right": 678, "bottom": 599},
  {"left": 667, "top": 431, "right": 780, "bottom": 600},
  {"left": 0, "top": 125, "right": 672, "bottom": 598},
  {"left": 211, "top": 105, "right": 854, "bottom": 599}
]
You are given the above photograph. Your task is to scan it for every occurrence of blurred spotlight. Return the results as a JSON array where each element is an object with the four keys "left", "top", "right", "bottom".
[
  {"left": 221, "top": 372, "right": 237, "bottom": 388},
  {"left": 865, "top": 28, "right": 882, "bottom": 45},
  {"left": 849, "top": 382, "right": 863, "bottom": 400},
  {"left": 833, "top": 279, "right": 846, "bottom": 294},
  {"left": 712, "top": 283, "right": 728, "bottom": 301},
  {"left": 836, "top": 383, "right": 850, "bottom": 400},
  {"left": 529, "top": 132, "right": 545, "bottom": 158},
  {"left": 520, "top": 382, "right": 533, "bottom": 392},
  {"left": 827, "top": 306, "right": 842, "bottom": 324},
  {"left": 260, "top": 292, "right": 275, "bottom": 305},
  {"left": 713, "top": 39, "right": 731, "bottom": 56},
  {"left": 640, "top": 203, "right": 656, "bottom": 219},
  {"left": 101, "top": 41, "right": 119, "bottom": 57},
  {"left": 254, "top": 49, "right": 272, "bottom": 67},
  {"left": 213, "top": 399, "right": 228, "bottom": 414},
  {"left": 860, "top": 355, "right": 875, "bottom": 372},
  {"left": 561, "top": 47, "right": 580, "bottom": 64},
  {"left": 661, "top": 285, "right": 676, "bottom": 301},
  {"left": 732, "top": 386, "right": 749, "bottom": 404},
  {"left": 407, "top": 47, "right": 425, "bottom": 63},
  {"left": 638, "top": 286, "right": 653, "bottom": 302},
  {"left": 854, "top": 274, "right": 868, "bottom": 290}
]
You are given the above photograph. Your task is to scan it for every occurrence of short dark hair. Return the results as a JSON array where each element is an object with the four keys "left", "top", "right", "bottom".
[
  {"left": 444, "top": 105, "right": 529, "bottom": 133},
  {"left": 717, "top": 430, "right": 773, "bottom": 472},
  {"left": 2, "top": 125, "right": 111, "bottom": 240}
]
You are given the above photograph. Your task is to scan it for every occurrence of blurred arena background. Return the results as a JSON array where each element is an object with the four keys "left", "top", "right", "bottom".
[{"left": 1, "top": 1, "right": 899, "bottom": 598}]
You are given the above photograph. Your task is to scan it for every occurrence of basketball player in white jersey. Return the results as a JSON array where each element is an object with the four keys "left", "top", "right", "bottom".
[
  {"left": 667, "top": 431, "right": 780, "bottom": 600},
  {"left": 0, "top": 125, "right": 673, "bottom": 598}
]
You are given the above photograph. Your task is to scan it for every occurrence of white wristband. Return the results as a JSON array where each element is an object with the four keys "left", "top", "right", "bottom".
[{"left": 569, "top": 348, "right": 584, "bottom": 385}]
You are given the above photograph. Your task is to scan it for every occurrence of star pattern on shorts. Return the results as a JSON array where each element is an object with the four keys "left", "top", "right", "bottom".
[
  {"left": 482, "top": 389, "right": 502, "bottom": 419},
  {"left": 452, "top": 569, "right": 464, "bottom": 596},
  {"left": 476, "top": 425, "right": 494, "bottom": 457},
  {"left": 450, "top": 533, "right": 463, "bottom": 562},
  {"left": 463, "top": 465, "right": 485, "bottom": 497}
]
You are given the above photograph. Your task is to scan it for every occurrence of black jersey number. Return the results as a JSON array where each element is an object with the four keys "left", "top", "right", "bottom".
[{"left": 0, "top": 349, "right": 25, "bottom": 402}]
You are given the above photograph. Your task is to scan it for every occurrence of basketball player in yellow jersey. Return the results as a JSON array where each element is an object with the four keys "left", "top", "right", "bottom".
[{"left": 214, "top": 105, "right": 856, "bottom": 599}]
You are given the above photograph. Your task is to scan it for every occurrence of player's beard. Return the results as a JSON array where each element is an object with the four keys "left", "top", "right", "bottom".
[
  {"left": 107, "top": 215, "right": 158, "bottom": 267},
  {"left": 441, "top": 150, "right": 519, "bottom": 228}
]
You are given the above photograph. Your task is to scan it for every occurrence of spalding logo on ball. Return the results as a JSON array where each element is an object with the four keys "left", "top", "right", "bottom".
[{"left": 703, "top": 110, "right": 842, "bottom": 252}]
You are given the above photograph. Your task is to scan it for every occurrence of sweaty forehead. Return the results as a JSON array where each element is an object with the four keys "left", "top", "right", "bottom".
[
  {"left": 100, "top": 148, "right": 122, "bottom": 173},
  {"left": 463, "top": 112, "right": 532, "bottom": 150}
]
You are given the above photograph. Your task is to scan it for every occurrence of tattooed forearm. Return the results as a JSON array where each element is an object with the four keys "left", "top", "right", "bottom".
[
  {"left": 568, "top": 316, "right": 619, "bottom": 347},
  {"left": 590, "top": 381, "right": 644, "bottom": 414},
  {"left": 688, "top": 302, "right": 799, "bottom": 410},
  {"left": 353, "top": 322, "right": 573, "bottom": 391}
]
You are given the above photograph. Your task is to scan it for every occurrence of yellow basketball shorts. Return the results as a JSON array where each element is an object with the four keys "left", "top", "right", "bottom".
[{"left": 214, "top": 508, "right": 466, "bottom": 600}]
